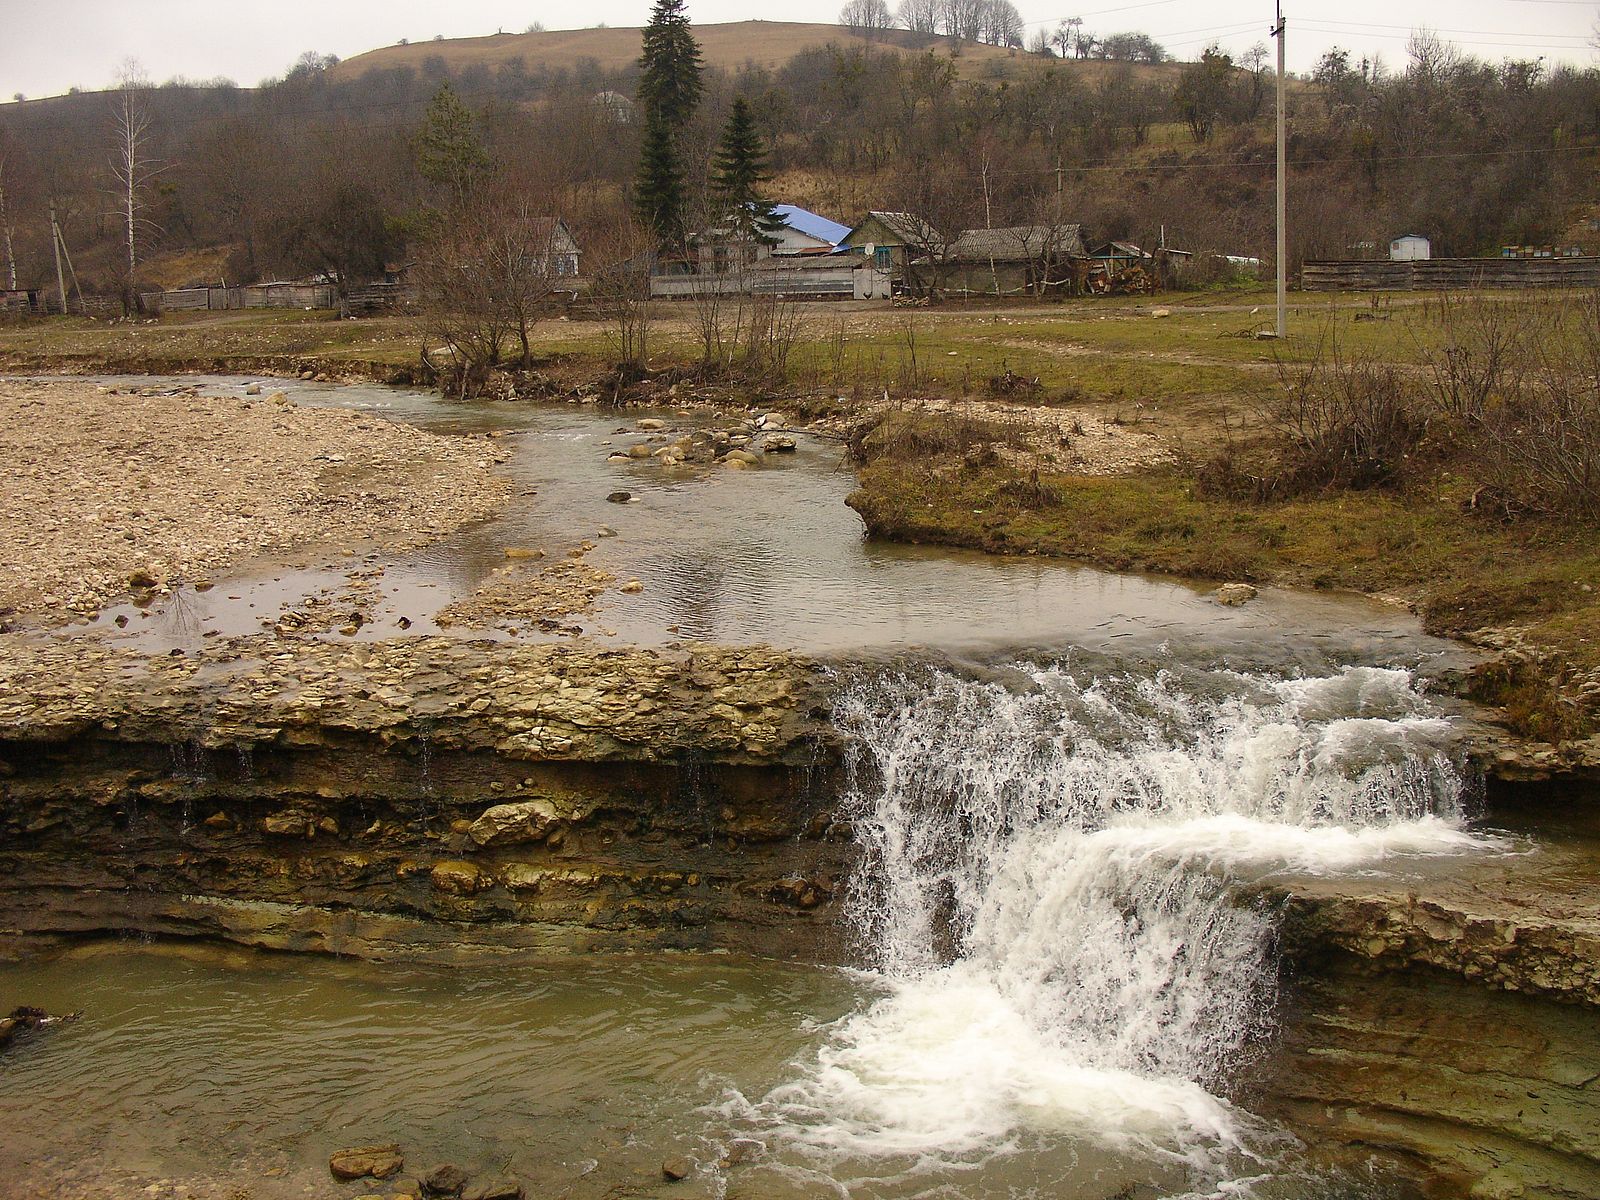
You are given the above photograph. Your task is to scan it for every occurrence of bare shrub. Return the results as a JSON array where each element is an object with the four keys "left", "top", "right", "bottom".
[
  {"left": 587, "top": 214, "right": 656, "bottom": 372},
  {"left": 1424, "top": 291, "right": 1600, "bottom": 521},
  {"left": 851, "top": 407, "right": 1030, "bottom": 466},
  {"left": 416, "top": 189, "right": 566, "bottom": 394},
  {"left": 1267, "top": 347, "right": 1427, "bottom": 494},
  {"left": 1417, "top": 291, "right": 1550, "bottom": 423}
]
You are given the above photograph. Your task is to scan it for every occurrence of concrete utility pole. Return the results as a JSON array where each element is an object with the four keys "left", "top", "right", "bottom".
[
  {"left": 49, "top": 200, "right": 67, "bottom": 315},
  {"left": 1274, "top": 1, "right": 1287, "bottom": 338}
]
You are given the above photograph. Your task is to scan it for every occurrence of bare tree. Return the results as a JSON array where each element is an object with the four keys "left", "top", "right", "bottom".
[
  {"left": 841, "top": 0, "right": 896, "bottom": 38},
  {"left": 108, "top": 62, "right": 162, "bottom": 313},
  {"left": 588, "top": 213, "right": 657, "bottom": 373},
  {"left": 416, "top": 191, "right": 566, "bottom": 391},
  {"left": 897, "top": 0, "right": 941, "bottom": 37},
  {"left": 0, "top": 138, "right": 17, "bottom": 290}
]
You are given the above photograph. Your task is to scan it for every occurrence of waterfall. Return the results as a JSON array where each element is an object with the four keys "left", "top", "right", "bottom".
[{"left": 730, "top": 660, "right": 1496, "bottom": 1192}]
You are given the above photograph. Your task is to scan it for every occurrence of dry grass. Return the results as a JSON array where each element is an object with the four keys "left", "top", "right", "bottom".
[{"left": 332, "top": 21, "right": 1037, "bottom": 82}]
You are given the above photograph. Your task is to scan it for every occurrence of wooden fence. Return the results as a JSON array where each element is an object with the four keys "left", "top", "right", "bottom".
[
  {"left": 139, "top": 283, "right": 340, "bottom": 313},
  {"left": 1302, "top": 257, "right": 1600, "bottom": 291}
]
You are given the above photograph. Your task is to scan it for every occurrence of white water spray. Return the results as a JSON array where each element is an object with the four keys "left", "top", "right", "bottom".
[{"left": 736, "top": 662, "right": 1494, "bottom": 1188}]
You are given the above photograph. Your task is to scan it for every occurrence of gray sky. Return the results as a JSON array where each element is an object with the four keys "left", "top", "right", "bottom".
[{"left": 1, "top": 0, "right": 1594, "bottom": 99}]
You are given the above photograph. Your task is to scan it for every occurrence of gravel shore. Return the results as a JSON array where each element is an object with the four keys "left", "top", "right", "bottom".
[{"left": 0, "top": 376, "right": 510, "bottom": 619}]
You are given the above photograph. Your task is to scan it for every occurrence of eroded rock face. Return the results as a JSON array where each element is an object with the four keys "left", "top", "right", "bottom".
[
  {"left": 0, "top": 635, "right": 852, "bottom": 962},
  {"left": 0, "top": 635, "right": 828, "bottom": 766},
  {"left": 1250, "top": 962, "right": 1600, "bottom": 1200}
]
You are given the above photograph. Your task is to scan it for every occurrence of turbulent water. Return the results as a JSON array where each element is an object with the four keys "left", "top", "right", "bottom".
[{"left": 727, "top": 660, "right": 1494, "bottom": 1196}]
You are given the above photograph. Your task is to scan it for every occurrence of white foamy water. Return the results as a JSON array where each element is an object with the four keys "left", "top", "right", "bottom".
[{"left": 728, "top": 663, "right": 1496, "bottom": 1192}]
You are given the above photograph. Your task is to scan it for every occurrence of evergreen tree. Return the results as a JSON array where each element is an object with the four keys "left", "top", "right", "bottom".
[
  {"left": 634, "top": 0, "right": 703, "bottom": 246},
  {"left": 633, "top": 116, "right": 684, "bottom": 244},
  {"left": 710, "top": 99, "right": 785, "bottom": 246},
  {"left": 414, "top": 83, "right": 491, "bottom": 205},
  {"left": 636, "top": 0, "right": 704, "bottom": 128}
]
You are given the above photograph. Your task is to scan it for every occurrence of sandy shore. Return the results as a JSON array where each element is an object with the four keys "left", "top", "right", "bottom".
[{"left": 0, "top": 376, "right": 510, "bottom": 619}]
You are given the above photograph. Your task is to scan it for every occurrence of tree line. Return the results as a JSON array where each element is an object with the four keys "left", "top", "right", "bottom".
[{"left": 1, "top": 21, "right": 1597, "bottom": 309}]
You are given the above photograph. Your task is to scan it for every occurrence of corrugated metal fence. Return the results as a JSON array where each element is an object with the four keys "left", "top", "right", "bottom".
[{"left": 1302, "top": 258, "right": 1600, "bottom": 291}]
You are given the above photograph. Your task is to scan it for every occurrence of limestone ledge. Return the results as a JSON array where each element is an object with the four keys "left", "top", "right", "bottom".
[
  {"left": 1258, "top": 847, "right": 1600, "bottom": 1007},
  {"left": 0, "top": 634, "right": 827, "bottom": 765}
]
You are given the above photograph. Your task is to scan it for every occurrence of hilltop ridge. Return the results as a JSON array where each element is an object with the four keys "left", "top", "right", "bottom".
[{"left": 331, "top": 19, "right": 1136, "bottom": 81}]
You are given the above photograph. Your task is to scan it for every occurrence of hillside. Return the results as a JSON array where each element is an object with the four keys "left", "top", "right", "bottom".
[{"left": 335, "top": 20, "right": 1048, "bottom": 81}]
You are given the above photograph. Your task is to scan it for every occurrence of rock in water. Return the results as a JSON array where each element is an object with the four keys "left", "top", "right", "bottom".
[
  {"left": 329, "top": 1145, "right": 404, "bottom": 1181},
  {"left": 661, "top": 1157, "right": 692, "bottom": 1182},
  {"left": 462, "top": 1180, "right": 524, "bottom": 1200},
  {"left": 606, "top": 491, "right": 632, "bottom": 504},
  {"left": 1214, "top": 582, "right": 1259, "bottom": 606},
  {"left": 422, "top": 1163, "right": 471, "bottom": 1197}
]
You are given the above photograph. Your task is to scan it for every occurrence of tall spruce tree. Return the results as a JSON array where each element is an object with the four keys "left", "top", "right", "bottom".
[
  {"left": 636, "top": 0, "right": 704, "bottom": 127},
  {"left": 634, "top": 0, "right": 703, "bottom": 245},
  {"left": 634, "top": 118, "right": 684, "bottom": 246},
  {"left": 710, "top": 99, "right": 785, "bottom": 246}
]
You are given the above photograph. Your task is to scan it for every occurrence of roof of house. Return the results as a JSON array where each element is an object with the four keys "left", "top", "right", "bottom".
[
  {"left": 1091, "top": 240, "right": 1146, "bottom": 258},
  {"left": 853, "top": 210, "right": 943, "bottom": 246},
  {"left": 950, "top": 224, "right": 1087, "bottom": 261},
  {"left": 517, "top": 216, "right": 580, "bottom": 249},
  {"left": 773, "top": 204, "right": 852, "bottom": 247}
]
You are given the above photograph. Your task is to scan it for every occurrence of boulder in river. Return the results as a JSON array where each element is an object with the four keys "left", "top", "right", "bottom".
[
  {"left": 462, "top": 1179, "right": 524, "bottom": 1200},
  {"left": 661, "top": 1156, "right": 692, "bottom": 1182},
  {"left": 606, "top": 491, "right": 633, "bottom": 504},
  {"left": 423, "top": 1163, "right": 471, "bottom": 1197},
  {"left": 1213, "top": 582, "right": 1259, "bottom": 607},
  {"left": 329, "top": 1144, "right": 404, "bottom": 1181}
]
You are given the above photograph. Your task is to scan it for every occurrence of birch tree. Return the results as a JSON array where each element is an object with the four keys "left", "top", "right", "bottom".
[
  {"left": 0, "top": 138, "right": 17, "bottom": 290},
  {"left": 109, "top": 62, "right": 161, "bottom": 313}
]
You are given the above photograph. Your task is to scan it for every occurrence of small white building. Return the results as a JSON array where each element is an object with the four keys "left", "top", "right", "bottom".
[{"left": 1390, "top": 234, "right": 1432, "bottom": 262}]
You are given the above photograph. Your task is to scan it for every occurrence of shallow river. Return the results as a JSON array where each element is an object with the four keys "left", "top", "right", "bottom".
[{"left": 53, "top": 374, "right": 1447, "bottom": 663}]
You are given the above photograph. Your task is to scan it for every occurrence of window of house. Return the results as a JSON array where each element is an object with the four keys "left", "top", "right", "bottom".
[{"left": 875, "top": 246, "right": 892, "bottom": 269}]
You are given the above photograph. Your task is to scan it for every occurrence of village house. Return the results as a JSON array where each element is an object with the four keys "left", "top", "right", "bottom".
[
  {"left": 919, "top": 223, "right": 1090, "bottom": 298},
  {"left": 521, "top": 217, "right": 582, "bottom": 277},
  {"left": 651, "top": 204, "right": 889, "bottom": 299},
  {"left": 841, "top": 211, "right": 944, "bottom": 280}
]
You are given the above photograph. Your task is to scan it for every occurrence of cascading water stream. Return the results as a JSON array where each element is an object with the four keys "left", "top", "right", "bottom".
[{"left": 726, "top": 660, "right": 1498, "bottom": 1195}]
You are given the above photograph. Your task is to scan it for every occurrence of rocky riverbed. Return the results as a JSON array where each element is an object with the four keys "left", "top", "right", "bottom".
[{"left": 0, "top": 376, "right": 510, "bottom": 621}]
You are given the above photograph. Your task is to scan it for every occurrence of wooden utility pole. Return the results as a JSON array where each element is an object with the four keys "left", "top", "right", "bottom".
[
  {"left": 1274, "top": 1, "right": 1287, "bottom": 338},
  {"left": 49, "top": 200, "right": 67, "bottom": 315}
]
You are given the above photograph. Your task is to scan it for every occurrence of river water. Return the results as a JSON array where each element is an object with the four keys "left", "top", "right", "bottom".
[
  {"left": 1, "top": 377, "right": 1505, "bottom": 1198},
  {"left": 50, "top": 374, "right": 1449, "bottom": 662}
]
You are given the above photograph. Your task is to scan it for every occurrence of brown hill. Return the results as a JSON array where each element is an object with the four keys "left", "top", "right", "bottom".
[{"left": 333, "top": 20, "right": 1037, "bottom": 81}]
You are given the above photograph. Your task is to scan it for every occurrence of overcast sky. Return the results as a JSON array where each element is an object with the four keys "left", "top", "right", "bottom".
[{"left": 2, "top": 0, "right": 1595, "bottom": 99}]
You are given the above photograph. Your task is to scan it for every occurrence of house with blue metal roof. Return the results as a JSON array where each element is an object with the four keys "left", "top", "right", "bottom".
[
  {"left": 768, "top": 205, "right": 853, "bottom": 255},
  {"left": 650, "top": 202, "right": 890, "bottom": 299}
]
